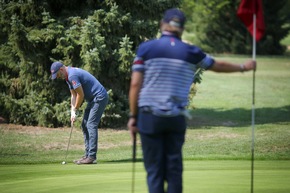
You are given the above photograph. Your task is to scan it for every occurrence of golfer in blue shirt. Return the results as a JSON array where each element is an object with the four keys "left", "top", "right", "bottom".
[
  {"left": 51, "top": 62, "right": 108, "bottom": 164},
  {"left": 127, "top": 8, "right": 256, "bottom": 193}
]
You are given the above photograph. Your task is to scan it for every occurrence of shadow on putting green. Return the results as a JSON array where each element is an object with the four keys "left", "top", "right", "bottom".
[
  {"left": 104, "top": 158, "right": 143, "bottom": 163},
  {"left": 188, "top": 105, "right": 290, "bottom": 128}
]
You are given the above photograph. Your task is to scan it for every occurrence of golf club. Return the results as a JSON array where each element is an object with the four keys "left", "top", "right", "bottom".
[
  {"left": 131, "top": 133, "right": 137, "bottom": 193},
  {"left": 62, "top": 121, "right": 74, "bottom": 164}
]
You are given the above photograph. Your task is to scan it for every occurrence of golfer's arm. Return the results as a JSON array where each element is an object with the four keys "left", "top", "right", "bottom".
[
  {"left": 129, "top": 72, "right": 143, "bottom": 116},
  {"left": 210, "top": 60, "right": 244, "bottom": 73},
  {"left": 70, "top": 90, "right": 76, "bottom": 108},
  {"left": 70, "top": 86, "right": 84, "bottom": 110}
]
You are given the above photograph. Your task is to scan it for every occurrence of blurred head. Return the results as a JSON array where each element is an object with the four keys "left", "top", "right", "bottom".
[
  {"left": 50, "top": 61, "right": 64, "bottom": 80},
  {"left": 163, "top": 8, "right": 186, "bottom": 28},
  {"left": 161, "top": 8, "right": 186, "bottom": 37}
]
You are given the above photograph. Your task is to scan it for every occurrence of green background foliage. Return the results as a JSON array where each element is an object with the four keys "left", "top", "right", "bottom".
[
  {"left": 0, "top": 0, "right": 182, "bottom": 127},
  {"left": 181, "top": 0, "right": 290, "bottom": 55}
]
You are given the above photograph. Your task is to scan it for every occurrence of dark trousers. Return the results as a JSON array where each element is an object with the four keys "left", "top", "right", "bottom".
[
  {"left": 138, "top": 112, "right": 186, "bottom": 193},
  {"left": 81, "top": 96, "right": 108, "bottom": 159}
]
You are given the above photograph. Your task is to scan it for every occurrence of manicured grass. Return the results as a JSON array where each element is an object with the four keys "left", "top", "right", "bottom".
[
  {"left": 184, "top": 161, "right": 290, "bottom": 193},
  {"left": 1, "top": 122, "right": 289, "bottom": 164},
  {"left": 0, "top": 161, "right": 289, "bottom": 193},
  {"left": 186, "top": 55, "right": 290, "bottom": 161},
  {"left": 0, "top": 162, "right": 145, "bottom": 193}
]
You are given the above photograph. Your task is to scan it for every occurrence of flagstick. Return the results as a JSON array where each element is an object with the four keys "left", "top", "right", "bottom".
[{"left": 251, "top": 13, "right": 256, "bottom": 193}]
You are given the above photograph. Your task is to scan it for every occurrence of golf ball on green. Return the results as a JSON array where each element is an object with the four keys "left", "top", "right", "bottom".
[{"left": 62, "top": 161, "right": 66, "bottom": 165}]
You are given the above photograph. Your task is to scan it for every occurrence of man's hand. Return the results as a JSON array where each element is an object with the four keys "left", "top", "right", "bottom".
[
  {"left": 127, "top": 118, "right": 139, "bottom": 141},
  {"left": 243, "top": 60, "right": 257, "bottom": 71},
  {"left": 71, "top": 107, "right": 77, "bottom": 122}
]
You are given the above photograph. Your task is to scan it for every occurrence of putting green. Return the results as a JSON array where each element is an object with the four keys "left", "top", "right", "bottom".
[
  {"left": 0, "top": 161, "right": 289, "bottom": 193},
  {"left": 183, "top": 160, "right": 290, "bottom": 193}
]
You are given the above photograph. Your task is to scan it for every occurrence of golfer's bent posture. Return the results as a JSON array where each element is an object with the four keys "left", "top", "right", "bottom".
[
  {"left": 127, "top": 8, "right": 256, "bottom": 193},
  {"left": 51, "top": 62, "right": 108, "bottom": 164}
]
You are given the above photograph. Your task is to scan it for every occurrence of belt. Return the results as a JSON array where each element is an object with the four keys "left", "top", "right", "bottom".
[{"left": 139, "top": 106, "right": 192, "bottom": 120}]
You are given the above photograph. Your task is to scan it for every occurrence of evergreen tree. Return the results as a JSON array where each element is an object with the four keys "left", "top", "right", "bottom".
[{"left": 0, "top": 0, "right": 182, "bottom": 127}]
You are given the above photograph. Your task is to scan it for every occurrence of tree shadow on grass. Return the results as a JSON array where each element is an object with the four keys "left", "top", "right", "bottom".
[{"left": 187, "top": 105, "right": 290, "bottom": 129}]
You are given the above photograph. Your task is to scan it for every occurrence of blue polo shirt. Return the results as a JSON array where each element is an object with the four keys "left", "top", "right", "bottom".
[
  {"left": 66, "top": 67, "right": 107, "bottom": 102},
  {"left": 132, "top": 32, "right": 215, "bottom": 116}
]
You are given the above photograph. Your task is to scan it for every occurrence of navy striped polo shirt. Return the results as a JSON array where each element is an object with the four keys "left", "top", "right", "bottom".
[
  {"left": 66, "top": 67, "right": 107, "bottom": 102},
  {"left": 132, "top": 32, "right": 215, "bottom": 116}
]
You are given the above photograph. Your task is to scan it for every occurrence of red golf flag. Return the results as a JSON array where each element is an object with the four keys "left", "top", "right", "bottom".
[{"left": 237, "top": 0, "right": 265, "bottom": 41}]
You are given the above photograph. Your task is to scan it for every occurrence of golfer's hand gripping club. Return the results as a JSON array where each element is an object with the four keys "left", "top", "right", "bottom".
[{"left": 71, "top": 107, "right": 77, "bottom": 122}]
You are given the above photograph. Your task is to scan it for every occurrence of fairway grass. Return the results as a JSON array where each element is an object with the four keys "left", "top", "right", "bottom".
[{"left": 0, "top": 161, "right": 289, "bottom": 193}]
